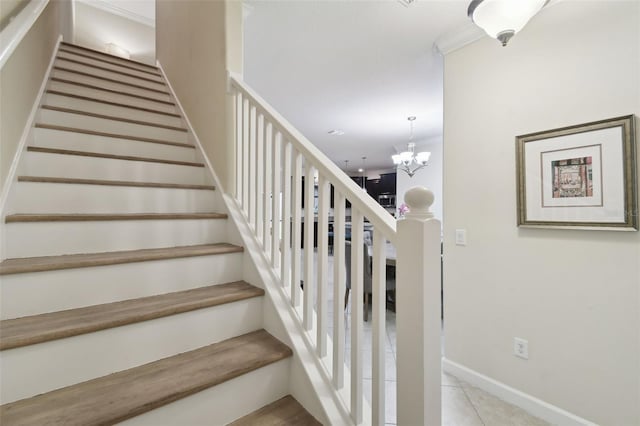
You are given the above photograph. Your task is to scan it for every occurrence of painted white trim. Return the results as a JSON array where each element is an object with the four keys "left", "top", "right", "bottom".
[
  {"left": 442, "top": 358, "right": 599, "bottom": 426},
  {"left": 75, "top": 0, "right": 155, "bottom": 28},
  {"left": 0, "top": 34, "right": 63, "bottom": 260},
  {"left": 0, "top": 0, "right": 50, "bottom": 69}
]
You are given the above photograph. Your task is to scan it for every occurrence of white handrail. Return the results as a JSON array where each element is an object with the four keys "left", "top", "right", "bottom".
[
  {"left": 0, "top": 0, "right": 50, "bottom": 69},
  {"left": 228, "top": 71, "right": 397, "bottom": 243}
]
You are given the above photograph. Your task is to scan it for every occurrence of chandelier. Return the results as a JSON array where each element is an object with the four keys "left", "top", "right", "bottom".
[
  {"left": 467, "top": 0, "right": 548, "bottom": 47},
  {"left": 392, "top": 116, "right": 430, "bottom": 178}
]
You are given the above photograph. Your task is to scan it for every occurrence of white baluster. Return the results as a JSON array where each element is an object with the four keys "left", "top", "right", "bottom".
[
  {"left": 396, "top": 187, "right": 442, "bottom": 426},
  {"left": 303, "top": 161, "right": 315, "bottom": 331},
  {"left": 271, "top": 131, "right": 282, "bottom": 271},
  {"left": 248, "top": 105, "right": 256, "bottom": 227},
  {"left": 291, "top": 150, "right": 303, "bottom": 307},
  {"left": 372, "top": 229, "right": 386, "bottom": 425},
  {"left": 350, "top": 209, "right": 364, "bottom": 424},
  {"left": 281, "top": 141, "right": 292, "bottom": 289},
  {"left": 316, "top": 175, "right": 329, "bottom": 357},
  {"left": 332, "top": 191, "right": 346, "bottom": 388},
  {"left": 262, "top": 122, "right": 272, "bottom": 256},
  {"left": 255, "top": 113, "right": 264, "bottom": 241},
  {"left": 242, "top": 98, "right": 249, "bottom": 214},
  {"left": 235, "top": 91, "right": 242, "bottom": 201}
]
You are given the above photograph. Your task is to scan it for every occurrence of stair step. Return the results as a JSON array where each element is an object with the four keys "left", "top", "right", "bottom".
[
  {"left": 5, "top": 212, "right": 225, "bottom": 223},
  {"left": 230, "top": 395, "right": 322, "bottom": 426},
  {"left": 0, "top": 330, "right": 292, "bottom": 425},
  {"left": 61, "top": 42, "right": 158, "bottom": 71},
  {"left": 0, "top": 281, "right": 263, "bottom": 350},
  {"left": 53, "top": 64, "right": 168, "bottom": 94},
  {"left": 0, "top": 243, "right": 241, "bottom": 275},
  {"left": 26, "top": 146, "right": 200, "bottom": 167},
  {"left": 33, "top": 124, "right": 192, "bottom": 148},
  {"left": 57, "top": 47, "right": 162, "bottom": 77},
  {"left": 18, "top": 176, "right": 214, "bottom": 190},
  {"left": 50, "top": 77, "right": 175, "bottom": 106},
  {"left": 55, "top": 56, "right": 165, "bottom": 86},
  {"left": 40, "top": 105, "right": 186, "bottom": 132},
  {"left": 45, "top": 90, "right": 181, "bottom": 117}
]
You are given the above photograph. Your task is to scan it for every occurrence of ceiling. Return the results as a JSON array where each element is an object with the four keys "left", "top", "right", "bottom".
[{"left": 243, "top": 0, "right": 477, "bottom": 173}]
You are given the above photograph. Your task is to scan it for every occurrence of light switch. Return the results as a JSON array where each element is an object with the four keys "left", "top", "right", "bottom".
[{"left": 455, "top": 229, "right": 467, "bottom": 246}]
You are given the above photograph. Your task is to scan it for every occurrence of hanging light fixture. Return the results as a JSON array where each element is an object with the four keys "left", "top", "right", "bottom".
[
  {"left": 467, "top": 0, "right": 548, "bottom": 46},
  {"left": 392, "top": 117, "right": 430, "bottom": 178}
]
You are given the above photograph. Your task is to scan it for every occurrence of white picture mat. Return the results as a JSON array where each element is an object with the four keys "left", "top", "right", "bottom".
[
  {"left": 540, "top": 144, "right": 602, "bottom": 208},
  {"left": 524, "top": 126, "right": 625, "bottom": 223}
]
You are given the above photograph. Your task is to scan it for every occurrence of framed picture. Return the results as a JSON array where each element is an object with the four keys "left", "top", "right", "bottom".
[{"left": 516, "top": 115, "right": 637, "bottom": 231}]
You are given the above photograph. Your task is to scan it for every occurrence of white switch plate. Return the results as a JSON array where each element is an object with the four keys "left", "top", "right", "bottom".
[
  {"left": 455, "top": 229, "right": 467, "bottom": 246},
  {"left": 514, "top": 338, "right": 529, "bottom": 359}
]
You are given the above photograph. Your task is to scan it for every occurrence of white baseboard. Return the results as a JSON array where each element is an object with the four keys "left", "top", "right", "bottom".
[
  {"left": 442, "top": 358, "right": 598, "bottom": 426},
  {"left": 0, "top": 34, "right": 63, "bottom": 260}
]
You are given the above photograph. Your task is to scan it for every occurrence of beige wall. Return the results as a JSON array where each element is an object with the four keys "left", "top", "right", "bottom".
[
  {"left": 156, "top": 0, "right": 242, "bottom": 193},
  {"left": 0, "top": 0, "right": 62, "bottom": 191},
  {"left": 0, "top": 0, "right": 29, "bottom": 30},
  {"left": 443, "top": 2, "right": 640, "bottom": 425}
]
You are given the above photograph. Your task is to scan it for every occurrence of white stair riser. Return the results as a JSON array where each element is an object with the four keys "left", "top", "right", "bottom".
[
  {"left": 22, "top": 152, "right": 206, "bottom": 185},
  {"left": 48, "top": 80, "right": 178, "bottom": 113},
  {"left": 43, "top": 93, "right": 184, "bottom": 128},
  {"left": 0, "top": 252, "right": 244, "bottom": 319},
  {"left": 52, "top": 68, "right": 172, "bottom": 102},
  {"left": 0, "top": 298, "right": 263, "bottom": 404},
  {"left": 55, "top": 58, "right": 166, "bottom": 91},
  {"left": 9, "top": 182, "right": 218, "bottom": 214},
  {"left": 38, "top": 109, "right": 188, "bottom": 144},
  {"left": 32, "top": 127, "right": 196, "bottom": 162},
  {"left": 58, "top": 47, "right": 157, "bottom": 74},
  {"left": 5, "top": 219, "right": 228, "bottom": 258},
  {"left": 56, "top": 51, "right": 161, "bottom": 79},
  {"left": 119, "top": 360, "right": 290, "bottom": 426}
]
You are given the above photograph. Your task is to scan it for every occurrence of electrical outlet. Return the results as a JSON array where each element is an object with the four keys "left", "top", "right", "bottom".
[{"left": 514, "top": 338, "right": 529, "bottom": 359}]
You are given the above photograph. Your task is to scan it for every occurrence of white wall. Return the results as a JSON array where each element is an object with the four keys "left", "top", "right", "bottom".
[
  {"left": 74, "top": 1, "right": 155, "bottom": 65},
  {"left": 443, "top": 2, "right": 639, "bottom": 425},
  {"left": 396, "top": 140, "right": 442, "bottom": 221}
]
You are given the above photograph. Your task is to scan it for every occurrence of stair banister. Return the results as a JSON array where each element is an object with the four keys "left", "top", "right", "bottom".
[
  {"left": 228, "top": 71, "right": 441, "bottom": 425},
  {"left": 0, "top": 0, "right": 50, "bottom": 69}
]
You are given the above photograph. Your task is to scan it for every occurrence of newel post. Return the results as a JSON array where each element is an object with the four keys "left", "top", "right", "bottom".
[{"left": 396, "top": 186, "right": 442, "bottom": 426}]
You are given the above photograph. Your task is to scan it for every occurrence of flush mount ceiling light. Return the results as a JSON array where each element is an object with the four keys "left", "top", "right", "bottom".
[
  {"left": 468, "top": 0, "right": 548, "bottom": 46},
  {"left": 392, "top": 116, "right": 431, "bottom": 178},
  {"left": 328, "top": 129, "right": 345, "bottom": 136}
]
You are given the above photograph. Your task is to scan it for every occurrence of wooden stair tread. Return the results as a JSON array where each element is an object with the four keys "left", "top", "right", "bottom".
[
  {"left": 17, "top": 176, "right": 214, "bottom": 190},
  {"left": 0, "top": 243, "right": 242, "bottom": 275},
  {"left": 0, "top": 330, "right": 292, "bottom": 425},
  {"left": 0, "top": 281, "right": 263, "bottom": 350},
  {"left": 27, "top": 146, "right": 200, "bottom": 167},
  {"left": 60, "top": 42, "right": 160, "bottom": 71},
  {"left": 45, "top": 90, "right": 181, "bottom": 117},
  {"left": 53, "top": 65, "right": 169, "bottom": 94},
  {"left": 34, "top": 124, "right": 193, "bottom": 148},
  {"left": 5, "top": 212, "right": 227, "bottom": 223},
  {"left": 40, "top": 105, "right": 187, "bottom": 131},
  {"left": 54, "top": 57, "right": 164, "bottom": 84},
  {"left": 50, "top": 77, "right": 176, "bottom": 106},
  {"left": 57, "top": 47, "right": 162, "bottom": 77},
  {"left": 230, "top": 396, "right": 322, "bottom": 426}
]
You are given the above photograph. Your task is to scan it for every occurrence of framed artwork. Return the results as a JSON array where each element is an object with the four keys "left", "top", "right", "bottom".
[{"left": 516, "top": 115, "right": 637, "bottom": 231}]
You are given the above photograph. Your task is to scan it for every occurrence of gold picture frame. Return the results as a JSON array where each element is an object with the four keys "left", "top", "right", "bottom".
[{"left": 516, "top": 115, "right": 637, "bottom": 231}]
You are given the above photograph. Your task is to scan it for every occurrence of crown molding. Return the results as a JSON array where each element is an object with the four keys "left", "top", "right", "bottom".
[
  {"left": 75, "top": 0, "right": 155, "bottom": 27},
  {"left": 433, "top": 21, "right": 485, "bottom": 56}
]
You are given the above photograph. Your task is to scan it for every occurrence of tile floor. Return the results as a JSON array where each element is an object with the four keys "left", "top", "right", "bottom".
[{"left": 310, "top": 250, "right": 549, "bottom": 426}]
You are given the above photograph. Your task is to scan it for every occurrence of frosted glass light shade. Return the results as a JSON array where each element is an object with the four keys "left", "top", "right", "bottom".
[
  {"left": 468, "top": 0, "right": 546, "bottom": 45},
  {"left": 415, "top": 151, "right": 431, "bottom": 165}
]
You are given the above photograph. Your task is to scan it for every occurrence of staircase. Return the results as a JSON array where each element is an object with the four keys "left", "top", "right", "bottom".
[{"left": 0, "top": 42, "right": 321, "bottom": 425}]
